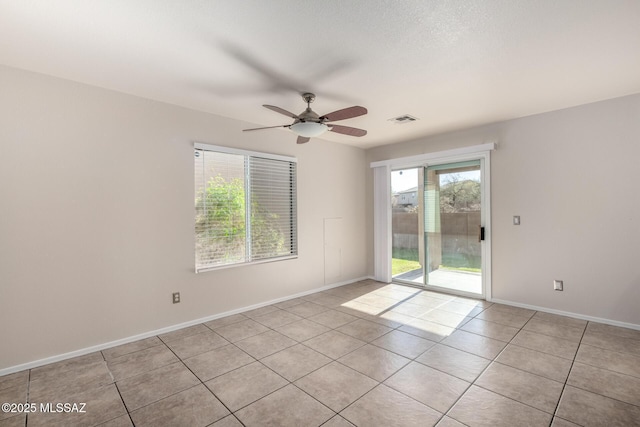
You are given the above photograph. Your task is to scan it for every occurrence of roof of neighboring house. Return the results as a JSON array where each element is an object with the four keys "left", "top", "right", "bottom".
[{"left": 393, "top": 187, "right": 418, "bottom": 196}]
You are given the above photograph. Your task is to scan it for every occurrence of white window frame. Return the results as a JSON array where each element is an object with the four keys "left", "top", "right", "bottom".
[{"left": 194, "top": 142, "right": 298, "bottom": 273}]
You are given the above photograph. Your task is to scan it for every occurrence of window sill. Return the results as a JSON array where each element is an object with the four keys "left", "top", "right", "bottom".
[{"left": 196, "top": 255, "right": 298, "bottom": 274}]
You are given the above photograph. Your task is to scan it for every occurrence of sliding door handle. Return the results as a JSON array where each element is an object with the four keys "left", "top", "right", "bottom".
[{"left": 478, "top": 226, "right": 485, "bottom": 242}]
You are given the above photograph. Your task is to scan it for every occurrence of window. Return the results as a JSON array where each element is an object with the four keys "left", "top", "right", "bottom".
[{"left": 194, "top": 143, "right": 297, "bottom": 272}]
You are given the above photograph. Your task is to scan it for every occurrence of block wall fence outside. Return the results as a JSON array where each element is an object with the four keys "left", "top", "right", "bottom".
[{"left": 392, "top": 211, "right": 480, "bottom": 253}]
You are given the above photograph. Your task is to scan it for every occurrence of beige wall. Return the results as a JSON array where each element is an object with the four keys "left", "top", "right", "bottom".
[
  {"left": 367, "top": 93, "right": 640, "bottom": 326},
  {"left": 0, "top": 66, "right": 368, "bottom": 370}
]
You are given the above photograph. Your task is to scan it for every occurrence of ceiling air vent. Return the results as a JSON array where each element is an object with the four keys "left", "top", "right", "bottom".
[{"left": 388, "top": 114, "right": 418, "bottom": 124}]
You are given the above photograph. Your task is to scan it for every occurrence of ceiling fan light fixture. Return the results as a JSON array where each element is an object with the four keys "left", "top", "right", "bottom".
[
  {"left": 243, "top": 93, "right": 367, "bottom": 142},
  {"left": 290, "top": 121, "right": 329, "bottom": 137}
]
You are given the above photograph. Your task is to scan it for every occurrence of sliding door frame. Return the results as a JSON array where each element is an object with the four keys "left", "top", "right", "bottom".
[{"left": 371, "top": 143, "right": 494, "bottom": 300}]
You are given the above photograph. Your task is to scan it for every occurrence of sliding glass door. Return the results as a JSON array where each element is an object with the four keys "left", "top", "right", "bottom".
[
  {"left": 424, "top": 161, "right": 483, "bottom": 296},
  {"left": 390, "top": 157, "right": 488, "bottom": 298}
]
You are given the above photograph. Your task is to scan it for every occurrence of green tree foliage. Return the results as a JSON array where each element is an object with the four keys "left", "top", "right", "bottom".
[
  {"left": 195, "top": 176, "right": 246, "bottom": 263},
  {"left": 250, "top": 203, "right": 286, "bottom": 257},
  {"left": 440, "top": 174, "right": 481, "bottom": 213},
  {"left": 195, "top": 175, "right": 287, "bottom": 264}
]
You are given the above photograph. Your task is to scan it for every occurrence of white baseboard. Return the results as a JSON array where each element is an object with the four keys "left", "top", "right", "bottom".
[
  {"left": 490, "top": 297, "right": 640, "bottom": 331},
  {"left": 0, "top": 276, "right": 370, "bottom": 377}
]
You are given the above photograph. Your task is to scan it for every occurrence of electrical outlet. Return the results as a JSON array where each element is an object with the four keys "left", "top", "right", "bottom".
[
  {"left": 173, "top": 292, "right": 181, "bottom": 303},
  {"left": 554, "top": 280, "right": 563, "bottom": 291}
]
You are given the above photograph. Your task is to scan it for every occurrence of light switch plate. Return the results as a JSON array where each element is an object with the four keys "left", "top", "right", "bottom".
[
  {"left": 513, "top": 216, "right": 521, "bottom": 225},
  {"left": 554, "top": 280, "right": 563, "bottom": 291}
]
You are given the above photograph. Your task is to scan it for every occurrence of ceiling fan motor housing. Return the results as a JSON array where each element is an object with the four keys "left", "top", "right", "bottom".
[{"left": 298, "top": 108, "right": 321, "bottom": 123}]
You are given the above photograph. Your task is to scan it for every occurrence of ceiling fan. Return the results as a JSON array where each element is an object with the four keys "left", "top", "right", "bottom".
[{"left": 243, "top": 92, "right": 367, "bottom": 144}]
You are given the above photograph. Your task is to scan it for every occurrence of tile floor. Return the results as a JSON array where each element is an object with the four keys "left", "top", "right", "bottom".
[{"left": 1, "top": 280, "right": 640, "bottom": 426}]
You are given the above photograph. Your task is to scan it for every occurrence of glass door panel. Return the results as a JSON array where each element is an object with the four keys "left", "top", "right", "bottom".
[
  {"left": 391, "top": 168, "right": 424, "bottom": 285},
  {"left": 424, "top": 161, "right": 482, "bottom": 295}
]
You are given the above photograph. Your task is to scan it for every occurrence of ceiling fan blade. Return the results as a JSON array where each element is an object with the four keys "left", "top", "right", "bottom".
[
  {"left": 219, "top": 41, "right": 303, "bottom": 95},
  {"left": 243, "top": 125, "right": 290, "bottom": 132},
  {"left": 296, "top": 136, "right": 310, "bottom": 144},
  {"left": 329, "top": 124, "right": 367, "bottom": 137},
  {"left": 263, "top": 105, "right": 298, "bottom": 119},
  {"left": 321, "top": 106, "right": 367, "bottom": 122}
]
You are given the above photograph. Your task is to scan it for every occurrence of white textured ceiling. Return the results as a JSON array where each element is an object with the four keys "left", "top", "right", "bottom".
[{"left": 1, "top": 0, "right": 639, "bottom": 148}]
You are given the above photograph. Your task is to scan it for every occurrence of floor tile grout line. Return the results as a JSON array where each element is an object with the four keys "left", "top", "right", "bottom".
[
  {"left": 24, "top": 368, "right": 31, "bottom": 426},
  {"left": 363, "top": 288, "right": 425, "bottom": 317},
  {"left": 118, "top": 383, "right": 228, "bottom": 424},
  {"left": 231, "top": 315, "right": 393, "bottom": 424},
  {"left": 25, "top": 354, "right": 118, "bottom": 426},
  {"left": 470, "top": 382, "right": 561, "bottom": 418},
  {"left": 577, "top": 334, "right": 640, "bottom": 359},
  {"left": 518, "top": 313, "right": 640, "bottom": 420},
  {"left": 332, "top": 352, "right": 409, "bottom": 384},
  {"left": 440, "top": 307, "right": 551, "bottom": 425},
  {"left": 329, "top": 303, "right": 496, "bottom": 424},
  {"left": 409, "top": 348, "right": 490, "bottom": 383},
  {"left": 271, "top": 342, "right": 335, "bottom": 381},
  {"left": 187, "top": 309, "right": 363, "bottom": 389},
  {"left": 555, "top": 333, "right": 640, "bottom": 411},
  {"left": 161, "top": 343, "right": 240, "bottom": 425},
  {"left": 559, "top": 381, "right": 640, "bottom": 410},
  {"left": 288, "top": 382, "right": 339, "bottom": 422},
  {"left": 111, "top": 381, "right": 135, "bottom": 426},
  {"left": 487, "top": 357, "right": 569, "bottom": 384},
  {"left": 215, "top": 380, "right": 291, "bottom": 418},
  {"left": 229, "top": 413, "right": 247, "bottom": 427},
  {"left": 333, "top": 383, "right": 387, "bottom": 424},
  {"left": 367, "top": 332, "right": 439, "bottom": 360},
  {"left": 194, "top": 337, "right": 341, "bottom": 423},
  {"left": 102, "top": 340, "right": 166, "bottom": 365},
  {"left": 24, "top": 355, "right": 131, "bottom": 427},
  {"left": 514, "top": 309, "right": 567, "bottom": 426},
  {"left": 325, "top": 311, "right": 434, "bottom": 371},
  {"left": 438, "top": 310, "right": 528, "bottom": 421},
  {"left": 203, "top": 314, "right": 250, "bottom": 332},
  {"left": 176, "top": 321, "right": 339, "bottom": 422},
  {"left": 525, "top": 315, "right": 588, "bottom": 331},
  {"left": 516, "top": 326, "right": 585, "bottom": 346},
  {"left": 377, "top": 376, "right": 471, "bottom": 422},
  {"left": 584, "top": 327, "right": 640, "bottom": 345},
  {"left": 158, "top": 327, "right": 223, "bottom": 348},
  {"left": 470, "top": 312, "right": 579, "bottom": 382},
  {"left": 568, "top": 345, "right": 640, "bottom": 380},
  {"left": 549, "top": 319, "right": 590, "bottom": 425}
]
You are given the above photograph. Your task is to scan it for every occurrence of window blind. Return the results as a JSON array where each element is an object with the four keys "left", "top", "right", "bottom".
[{"left": 194, "top": 144, "right": 297, "bottom": 272}]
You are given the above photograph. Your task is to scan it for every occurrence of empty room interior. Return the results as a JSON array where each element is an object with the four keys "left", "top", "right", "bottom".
[{"left": 1, "top": 2, "right": 640, "bottom": 426}]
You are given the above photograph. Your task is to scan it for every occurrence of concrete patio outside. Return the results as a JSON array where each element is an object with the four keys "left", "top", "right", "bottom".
[{"left": 393, "top": 268, "right": 482, "bottom": 295}]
